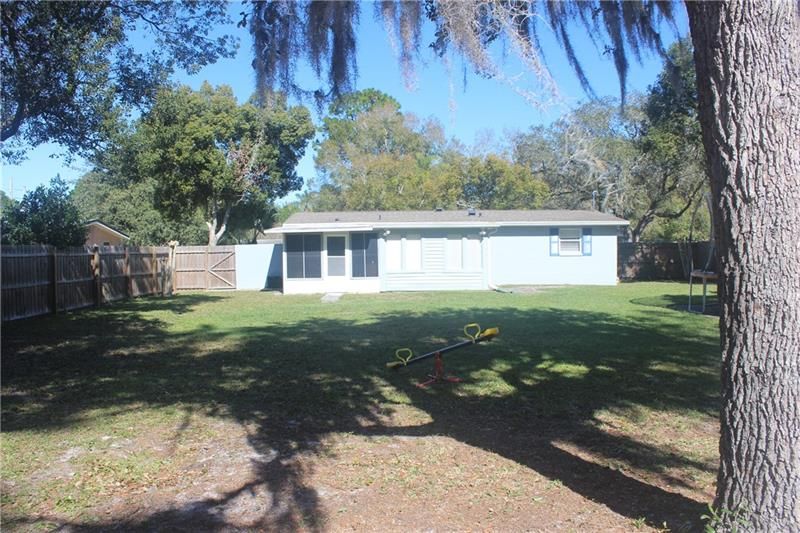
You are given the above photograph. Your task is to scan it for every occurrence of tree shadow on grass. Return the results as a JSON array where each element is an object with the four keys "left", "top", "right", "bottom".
[
  {"left": 2, "top": 294, "right": 720, "bottom": 531},
  {"left": 631, "top": 293, "right": 720, "bottom": 317}
]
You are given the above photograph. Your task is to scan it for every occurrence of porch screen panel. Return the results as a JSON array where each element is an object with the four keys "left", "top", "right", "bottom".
[
  {"left": 351, "top": 233, "right": 365, "bottom": 277},
  {"left": 365, "top": 233, "right": 378, "bottom": 277},
  {"left": 286, "top": 235, "right": 304, "bottom": 278},
  {"left": 351, "top": 232, "right": 379, "bottom": 278},
  {"left": 303, "top": 234, "right": 321, "bottom": 278}
]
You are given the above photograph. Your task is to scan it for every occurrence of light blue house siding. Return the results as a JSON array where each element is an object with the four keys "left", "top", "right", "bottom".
[
  {"left": 266, "top": 210, "right": 628, "bottom": 293},
  {"left": 234, "top": 243, "right": 283, "bottom": 290},
  {"left": 489, "top": 226, "right": 619, "bottom": 285}
]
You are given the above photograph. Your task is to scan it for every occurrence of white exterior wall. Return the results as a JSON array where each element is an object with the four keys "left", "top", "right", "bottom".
[
  {"left": 488, "top": 226, "right": 619, "bottom": 286},
  {"left": 282, "top": 232, "right": 381, "bottom": 294},
  {"left": 381, "top": 229, "right": 486, "bottom": 291}
]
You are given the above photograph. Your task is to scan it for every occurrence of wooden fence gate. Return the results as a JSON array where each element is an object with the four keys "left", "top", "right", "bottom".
[{"left": 173, "top": 246, "right": 236, "bottom": 290}]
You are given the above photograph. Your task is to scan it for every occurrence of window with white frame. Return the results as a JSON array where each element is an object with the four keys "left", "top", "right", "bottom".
[
  {"left": 327, "top": 236, "right": 346, "bottom": 276},
  {"left": 286, "top": 234, "right": 322, "bottom": 278},
  {"left": 549, "top": 227, "right": 592, "bottom": 256},
  {"left": 351, "top": 232, "right": 379, "bottom": 278},
  {"left": 559, "top": 228, "right": 582, "bottom": 255}
]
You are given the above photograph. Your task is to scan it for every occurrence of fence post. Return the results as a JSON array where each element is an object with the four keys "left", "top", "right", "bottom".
[
  {"left": 168, "top": 241, "right": 178, "bottom": 296},
  {"left": 204, "top": 246, "right": 210, "bottom": 290},
  {"left": 50, "top": 246, "right": 58, "bottom": 314},
  {"left": 93, "top": 245, "right": 102, "bottom": 306},
  {"left": 151, "top": 247, "right": 157, "bottom": 296},
  {"left": 124, "top": 246, "right": 132, "bottom": 299}
]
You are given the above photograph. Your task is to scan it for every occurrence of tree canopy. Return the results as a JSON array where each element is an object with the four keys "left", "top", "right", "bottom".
[
  {"left": 1, "top": 0, "right": 237, "bottom": 161},
  {"left": 1, "top": 176, "right": 86, "bottom": 247},
  {"left": 309, "top": 89, "right": 548, "bottom": 211},
  {"left": 511, "top": 39, "right": 706, "bottom": 241},
  {"left": 71, "top": 171, "right": 208, "bottom": 246},
  {"left": 91, "top": 83, "right": 314, "bottom": 245}
]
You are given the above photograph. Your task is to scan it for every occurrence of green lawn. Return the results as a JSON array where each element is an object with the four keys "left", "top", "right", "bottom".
[{"left": 1, "top": 283, "right": 720, "bottom": 531}]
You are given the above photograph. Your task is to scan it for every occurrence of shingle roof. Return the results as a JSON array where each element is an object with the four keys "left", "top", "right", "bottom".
[{"left": 283, "top": 209, "right": 627, "bottom": 225}]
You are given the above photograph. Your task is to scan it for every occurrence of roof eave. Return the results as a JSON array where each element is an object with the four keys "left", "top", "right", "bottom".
[{"left": 267, "top": 218, "right": 629, "bottom": 234}]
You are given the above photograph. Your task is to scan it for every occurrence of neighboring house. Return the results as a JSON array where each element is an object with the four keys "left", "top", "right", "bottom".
[
  {"left": 84, "top": 220, "right": 130, "bottom": 246},
  {"left": 265, "top": 209, "right": 629, "bottom": 294}
]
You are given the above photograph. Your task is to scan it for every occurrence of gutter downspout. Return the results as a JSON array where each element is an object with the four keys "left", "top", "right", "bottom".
[{"left": 481, "top": 228, "right": 510, "bottom": 293}]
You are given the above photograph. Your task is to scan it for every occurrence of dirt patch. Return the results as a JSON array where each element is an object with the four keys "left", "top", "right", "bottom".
[{"left": 4, "top": 405, "right": 712, "bottom": 532}]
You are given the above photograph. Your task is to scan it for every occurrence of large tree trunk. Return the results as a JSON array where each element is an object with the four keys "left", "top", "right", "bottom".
[
  {"left": 687, "top": 2, "right": 800, "bottom": 530},
  {"left": 205, "top": 204, "right": 232, "bottom": 246}
]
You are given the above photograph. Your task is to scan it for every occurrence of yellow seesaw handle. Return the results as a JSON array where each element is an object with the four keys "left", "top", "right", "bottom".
[
  {"left": 481, "top": 326, "right": 500, "bottom": 339},
  {"left": 387, "top": 348, "right": 414, "bottom": 369},
  {"left": 464, "top": 323, "right": 481, "bottom": 342}
]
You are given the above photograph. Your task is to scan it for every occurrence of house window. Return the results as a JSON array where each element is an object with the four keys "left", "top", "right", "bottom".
[
  {"left": 559, "top": 228, "right": 582, "bottom": 255},
  {"left": 550, "top": 228, "right": 592, "bottom": 256},
  {"left": 327, "top": 236, "right": 346, "bottom": 276},
  {"left": 286, "top": 234, "right": 321, "bottom": 278},
  {"left": 351, "top": 232, "right": 378, "bottom": 278}
]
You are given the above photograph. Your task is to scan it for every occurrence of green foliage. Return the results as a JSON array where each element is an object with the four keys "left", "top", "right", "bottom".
[
  {"left": 312, "top": 89, "right": 548, "bottom": 211},
  {"left": 511, "top": 41, "right": 707, "bottom": 242},
  {"left": 459, "top": 155, "right": 549, "bottom": 209},
  {"left": 71, "top": 172, "right": 207, "bottom": 246},
  {"left": 1, "top": 0, "right": 237, "bottom": 160},
  {"left": 274, "top": 202, "right": 302, "bottom": 225},
  {"left": 1, "top": 176, "right": 86, "bottom": 247},
  {"left": 701, "top": 502, "right": 751, "bottom": 532},
  {"left": 512, "top": 97, "right": 641, "bottom": 212},
  {"left": 221, "top": 189, "right": 276, "bottom": 244},
  {"left": 98, "top": 83, "right": 314, "bottom": 245}
]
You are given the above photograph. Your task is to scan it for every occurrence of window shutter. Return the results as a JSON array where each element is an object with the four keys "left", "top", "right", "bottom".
[
  {"left": 582, "top": 228, "right": 592, "bottom": 256},
  {"left": 549, "top": 228, "right": 559, "bottom": 256}
]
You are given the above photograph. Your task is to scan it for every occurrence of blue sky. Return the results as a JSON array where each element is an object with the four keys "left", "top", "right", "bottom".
[{"left": 1, "top": 3, "right": 688, "bottom": 202}]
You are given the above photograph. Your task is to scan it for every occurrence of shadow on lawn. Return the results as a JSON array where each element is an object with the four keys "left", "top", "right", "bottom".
[{"left": 2, "top": 293, "right": 719, "bottom": 531}]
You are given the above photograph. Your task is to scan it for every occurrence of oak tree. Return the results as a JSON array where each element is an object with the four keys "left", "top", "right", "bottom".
[{"left": 1, "top": 1, "right": 237, "bottom": 161}]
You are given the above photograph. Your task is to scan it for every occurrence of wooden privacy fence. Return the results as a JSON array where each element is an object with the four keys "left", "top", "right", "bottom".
[
  {"left": 173, "top": 245, "right": 236, "bottom": 290},
  {"left": 1, "top": 245, "right": 170, "bottom": 321}
]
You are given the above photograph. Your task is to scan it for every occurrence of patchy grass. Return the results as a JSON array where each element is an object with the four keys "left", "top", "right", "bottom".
[{"left": 2, "top": 283, "right": 720, "bottom": 531}]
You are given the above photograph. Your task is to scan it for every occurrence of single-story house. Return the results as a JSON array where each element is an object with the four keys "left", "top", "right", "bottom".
[
  {"left": 265, "top": 209, "right": 628, "bottom": 294},
  {"left": 84, "top": 219, "right": 130, "bottom": 247}
]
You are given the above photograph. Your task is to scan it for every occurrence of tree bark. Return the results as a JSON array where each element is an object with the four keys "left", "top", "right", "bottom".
[{"left": 687, "top": 1, "right": 800, "bottom": 530}]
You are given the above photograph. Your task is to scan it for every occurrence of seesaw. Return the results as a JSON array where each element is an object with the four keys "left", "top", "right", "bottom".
[{"left": 387, "top": 323, "right": 500, "bottom": 388}]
